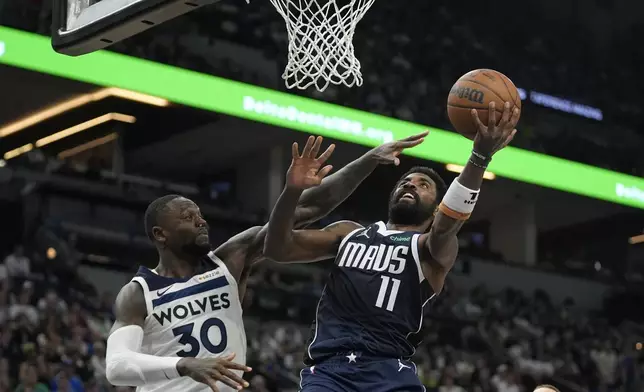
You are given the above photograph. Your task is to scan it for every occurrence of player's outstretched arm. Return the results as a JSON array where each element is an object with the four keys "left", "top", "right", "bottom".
[
  {"left": 106, "top": 282, "right": 250, "bottom": 391},
  {"left": 214, "top": 133, "right": 426, "bottom": 270},
  {"left": 263, "top": 136, "right": 362, "bottom": 262},
  {"left": 293, "top": 131, "right": 428, "bottom": 227},
  {"left": 265, "top": 218, "right": 361, "bottom": 262},
  {"left": 422, "top": 102, "right": 519, "bottom": 283}
]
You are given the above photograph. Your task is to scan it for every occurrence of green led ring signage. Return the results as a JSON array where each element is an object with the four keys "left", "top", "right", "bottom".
[{"left": 0, "top": 26, "right": 643, "bottom": 209}]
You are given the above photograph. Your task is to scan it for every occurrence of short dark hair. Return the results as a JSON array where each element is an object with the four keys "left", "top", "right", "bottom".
[
  {"left": 144, "top": 194, "right": 182, "bottom": 240},
  {"left": 399, "top": 166, "right": 447, "bottom": 202},
  {"left": 535, "top": 385, "right": 560, "bottom": 392}
]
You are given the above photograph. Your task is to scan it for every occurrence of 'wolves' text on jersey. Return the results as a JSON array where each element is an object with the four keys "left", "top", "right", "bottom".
[{"left": 131, "top": 252, "right": 246, "bottom": 392}]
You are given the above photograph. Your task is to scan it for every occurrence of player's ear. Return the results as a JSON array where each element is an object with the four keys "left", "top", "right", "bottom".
[{"left": 152, "top": 226, "right": 167, "bottom": 244}]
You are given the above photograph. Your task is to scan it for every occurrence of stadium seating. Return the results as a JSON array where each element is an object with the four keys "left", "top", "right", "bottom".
[{"left": 2, "top": 232, "right": 643, "bottom": 392}]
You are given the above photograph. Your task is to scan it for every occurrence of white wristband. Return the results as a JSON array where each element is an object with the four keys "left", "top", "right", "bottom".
[{"left": 442, "top": 179, "right": 480, "bottom": 214}]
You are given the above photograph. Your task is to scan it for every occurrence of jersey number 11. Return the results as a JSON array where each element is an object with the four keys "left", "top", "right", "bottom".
[{"left": 375, "top": 276, "right": 400, "bottom": 312}]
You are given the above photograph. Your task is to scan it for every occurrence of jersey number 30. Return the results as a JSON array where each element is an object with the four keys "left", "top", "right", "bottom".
[
  {"left": 172, "top": 318, "right": 227, "bottom": 357},
  {"left": 375, "top": 276, "right": 400, "bottom": 312}
]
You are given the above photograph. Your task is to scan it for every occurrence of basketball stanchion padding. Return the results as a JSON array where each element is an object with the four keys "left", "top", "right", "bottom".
[{"left": 269, "top": 0, "right": 375, "bottom": 92}]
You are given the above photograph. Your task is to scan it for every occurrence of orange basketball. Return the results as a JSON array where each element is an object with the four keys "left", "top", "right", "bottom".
[{"left": 447, "top": 69, "right": 521, "bottom": 140}]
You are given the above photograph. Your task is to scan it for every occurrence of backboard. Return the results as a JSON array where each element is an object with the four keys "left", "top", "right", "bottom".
[{"left": 51, "top": 0, "right": 222, "bottom": 56}]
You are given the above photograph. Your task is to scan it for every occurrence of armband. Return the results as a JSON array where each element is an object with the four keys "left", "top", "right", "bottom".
[
  {"left": 438, "top": 179, "right": 480, "bottom": 220},
  {"left": 106, "top": 325, "right": 181, "bottom": 386}
]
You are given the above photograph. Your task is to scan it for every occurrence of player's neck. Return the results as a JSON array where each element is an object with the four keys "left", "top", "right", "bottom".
[
  {"left": 385, "top": 220, "right": 431, "bottom": 233},
  {"left": 156, "top": 250, "right": 201, "bottom": 278}
]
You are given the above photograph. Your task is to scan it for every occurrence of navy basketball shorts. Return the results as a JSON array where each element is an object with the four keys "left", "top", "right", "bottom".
[{"left": 299, "top": 354, "right": 426, "bottom": 392}]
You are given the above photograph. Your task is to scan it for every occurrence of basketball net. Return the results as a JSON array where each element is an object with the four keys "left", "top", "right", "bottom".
[{"left": 269, "top": 0, "right": 375, "bottom": 92}]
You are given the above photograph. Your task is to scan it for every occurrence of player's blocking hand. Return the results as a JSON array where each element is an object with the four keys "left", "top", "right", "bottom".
[
  {"left": 287, "top": 135, "right": 336, "bottom": 190},
  {"left": 368, "top": 131, "right": 428, "bottom": 166},
  {"left": 177, "top": 353, "right": 252, "bottom": 391},
  {"left": 470, "top": 101, "right": 519, "bottom": 157}
]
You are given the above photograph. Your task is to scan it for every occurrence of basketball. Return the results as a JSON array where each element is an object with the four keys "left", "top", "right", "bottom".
[{"left": 447, "top": 69, "right": 522, "bottom": 139}]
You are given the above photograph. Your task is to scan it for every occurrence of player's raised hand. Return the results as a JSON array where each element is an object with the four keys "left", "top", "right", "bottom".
[
  {"left": 177, "top": 353, "right": 251, "bottom": 391},
  {"left": 368, "top": 131, "right": 428, "bottom": 166},
  {"left": 471, "top": 101, "right": 519, "bottom": 157},
  {"left": 287, "top": 135, "right": 335, "bottom": 190}
]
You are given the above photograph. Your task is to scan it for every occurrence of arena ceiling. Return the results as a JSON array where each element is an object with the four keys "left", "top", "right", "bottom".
[{"left": 0, "top": 64, "right": 269, "bottom": 164}]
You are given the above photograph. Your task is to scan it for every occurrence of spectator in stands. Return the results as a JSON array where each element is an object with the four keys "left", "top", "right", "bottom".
[
  {"left": 37, "top": 290, "right": 67, "bottom": 318},
  {"left": 89, "top": 341, "right": 107, "bottom": 391},
  {"left": 15, "top": 362, "right": 49, "bottom": 392},
  {"left": 439, "top": 371, "right": 466, "bottom": 392},
  {"left": 9, "top": 282, "right": 39, "bottom": 326},
  {"left": 51, "top": 361, "right": 84, "bottom": 392},
  {"left": 4, "top": 246, "right": 30, "bottom": 278},
  {"left": 491, "top": 365, "right": 522, "bottom": 392},
  {"left": 0, "top": 358, "right": 10, "bottom": 392}
]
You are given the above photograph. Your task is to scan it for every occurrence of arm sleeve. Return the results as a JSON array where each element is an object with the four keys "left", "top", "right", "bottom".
[{"left": 106, "top": 325, "right": 182, "bottom": 386}]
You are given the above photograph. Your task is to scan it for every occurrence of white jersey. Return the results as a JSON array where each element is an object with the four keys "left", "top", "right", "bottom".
[{"left": 131, "top": 252, "right": 246, "bottom": 392}]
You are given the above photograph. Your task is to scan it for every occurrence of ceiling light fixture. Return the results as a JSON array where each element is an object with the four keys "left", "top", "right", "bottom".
[
  {"left": 0, "top": 88, "right": 167, "bottom": 138},
  {"left": 35, "top": 113, "right": 135, "bottom": 148},
  {"left": 445, "top": 164, "right": 496, "bottom": 180},
  {"left": 58, "top": 133, "right": 118, "bottom": 159},
  {"left": 5, "top": 113, "right": 135, "bottom": 160}
]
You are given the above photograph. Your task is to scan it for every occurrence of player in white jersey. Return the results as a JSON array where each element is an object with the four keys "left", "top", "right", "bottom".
[{"left": 104, "top": 134, "right": 428, "bottom": 392}]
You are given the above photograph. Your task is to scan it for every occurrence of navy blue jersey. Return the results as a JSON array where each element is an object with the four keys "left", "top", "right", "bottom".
[{"left": 305, "top": 222, "right": 435, "bottom": 364}]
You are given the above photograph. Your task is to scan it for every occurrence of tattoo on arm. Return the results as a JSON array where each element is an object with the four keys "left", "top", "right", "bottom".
[
  {"left": 215, "top": 153, "right": 378, "bottom": 270},
  {"left": 265, "top": 220, "right": 360, "bottom": 263},
  {"left": 293, "top": 154, "right": 378, "bottom": 226}
]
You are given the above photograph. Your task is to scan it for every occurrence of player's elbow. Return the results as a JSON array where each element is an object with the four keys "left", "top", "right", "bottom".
[
  {"left": 292, "top": 205, "right": 319, "bottom": 229},
  {"left": 105, "top": 365, "right": 122, "bottom": 386},
  {"left": 262, "top": 242, "right": 288, "bottom": 262},
  {"left": 106, "top": 355, "right": 147, "bottom": 387},
  {"left": 264, "top": 237, "right": 299, "bottom": 263},
  {"left": 105, "top": 355, "right": 134, "bottom": 386}
]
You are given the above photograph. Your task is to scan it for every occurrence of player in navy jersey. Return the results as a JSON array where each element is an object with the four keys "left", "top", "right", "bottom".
[{"left": 263, "top": 102, "right": 520, "bottom": 391}]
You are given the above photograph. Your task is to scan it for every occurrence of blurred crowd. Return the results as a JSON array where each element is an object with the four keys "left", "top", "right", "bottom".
[
  {"left": 244, "top": 264, "right": 644, "bottom": 392},
  {"left": 1, "top": 0, "right": 643, "bottom": 175},
  {"left": 0, "top": 243, "right": 123, "bottom": 392},
  {"left": 0, "top": 3, "right": 643, "bottom": 390},
  {"left": 2, "top": 238, "right": 643, "bottom": 392}
]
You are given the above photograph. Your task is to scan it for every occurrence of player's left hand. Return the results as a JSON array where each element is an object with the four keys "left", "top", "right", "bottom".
[
  {"left": 287, "top": 135, "right": 335, "bottom": 190},
  {"left": 470, "top": 101, "right": 519, "bottom": 157},
  {"left": 367, "top": 131, "right": 428, "bottom": 166}
]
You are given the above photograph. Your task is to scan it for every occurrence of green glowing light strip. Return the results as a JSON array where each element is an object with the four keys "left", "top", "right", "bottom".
[{"left": 0, "top": 26, "right": 643, "bottom": 209}]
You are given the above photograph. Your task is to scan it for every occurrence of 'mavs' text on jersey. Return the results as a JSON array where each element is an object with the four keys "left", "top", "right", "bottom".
[
  {"left": 153, "top": 293, "right": 231, "bottom": 326},
  {"left": 338, "top": 243, "right": 408, "bottom": 274}
]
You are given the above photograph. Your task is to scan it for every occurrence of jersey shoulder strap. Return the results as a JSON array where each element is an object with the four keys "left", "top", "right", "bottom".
[
  {"left": 130, "top": 268, "right": 161, "bottom": 317},
  {"left": 130, "top": 252, "right": 235, "bottom": 317},
  {"left": 205, "top": 251, "right": 241, "bottom": 306},
  {"left": 337, "top": 223, "right": 365, "bottom": 250}
]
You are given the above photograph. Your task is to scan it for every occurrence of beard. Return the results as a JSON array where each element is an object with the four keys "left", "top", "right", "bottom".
[
  {"left": 181, "top": 235, "right": 211, "bottom": 257},
  {"left": 388, "top": 194, "right": 435, "bottom": 226}
]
